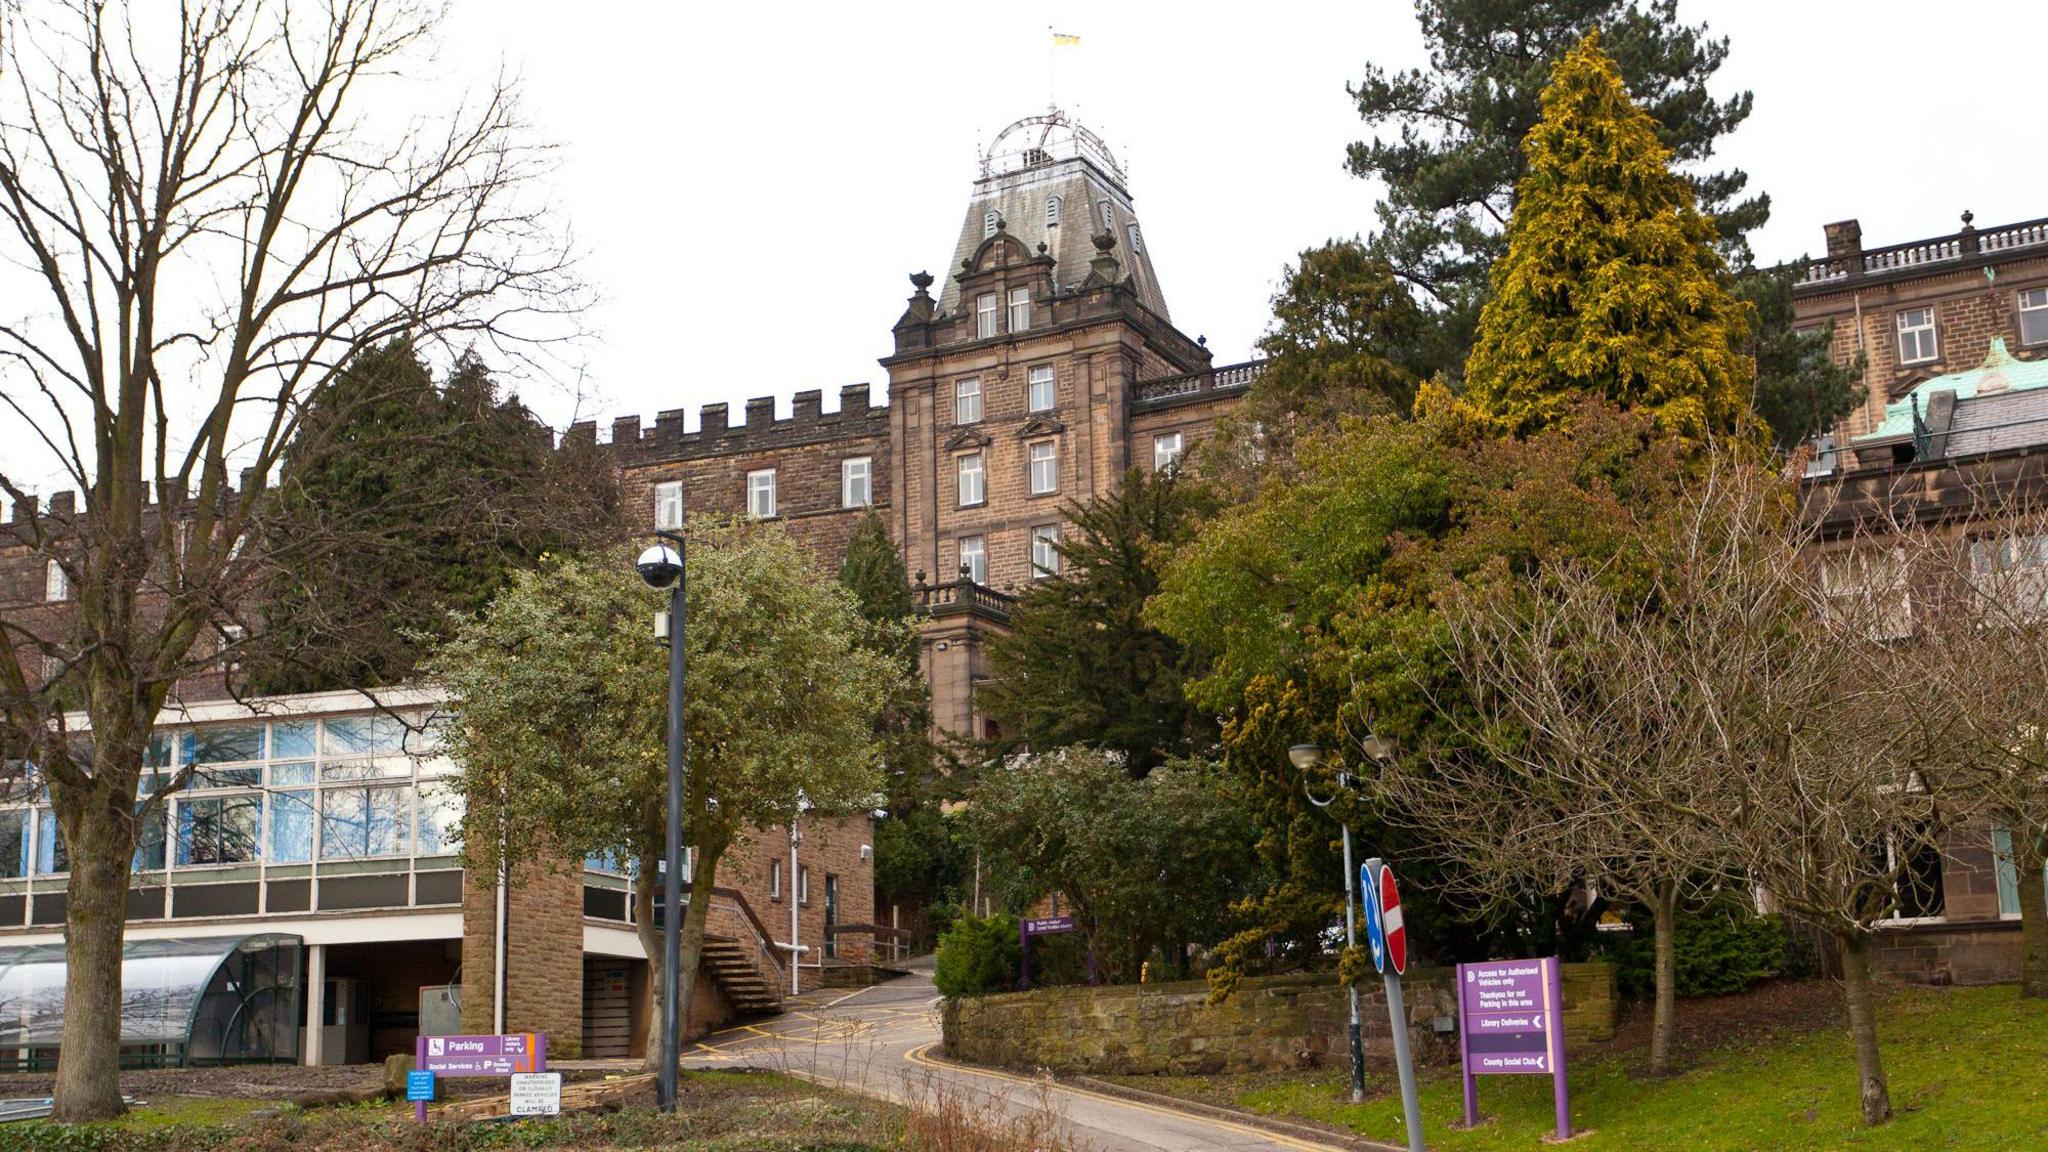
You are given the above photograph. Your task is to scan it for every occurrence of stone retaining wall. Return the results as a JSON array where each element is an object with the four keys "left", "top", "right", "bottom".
[{"left": 941, "top": 963, "right": 1616, "bottom": 1077}]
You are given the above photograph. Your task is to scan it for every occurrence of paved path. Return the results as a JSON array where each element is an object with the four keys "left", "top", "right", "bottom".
[{"left": 681, "top": 965, "right": 1356, "bottom": 1152}]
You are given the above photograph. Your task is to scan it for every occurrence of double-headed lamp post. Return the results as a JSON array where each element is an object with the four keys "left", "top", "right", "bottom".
[
  {"left": 637, "top": 536, "right": 687, "bottom": 1113},
  {"left": 1293, "top": 742, "right": 1366, "bottom": 1104}
]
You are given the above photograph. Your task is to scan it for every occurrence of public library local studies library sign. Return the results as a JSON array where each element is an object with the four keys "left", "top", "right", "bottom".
[{"left": 1456, "top": 956, "right": 1572, "bottom": 1139}]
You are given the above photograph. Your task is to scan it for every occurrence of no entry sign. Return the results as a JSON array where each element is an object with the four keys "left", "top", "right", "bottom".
[{"left": 1359, "top": 861, "right": 1408, "bottom": 976}]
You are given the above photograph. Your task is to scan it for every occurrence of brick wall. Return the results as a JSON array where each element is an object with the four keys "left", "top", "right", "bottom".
[
  {"left": 941, "top": 964, "right": 1616, "bottom": 1077},
  {"left": 460, "top": 855, "right": 585, "bottom": 1055},
  {"left": 717, "top": 812, "right": 876, "bottom": 984}
]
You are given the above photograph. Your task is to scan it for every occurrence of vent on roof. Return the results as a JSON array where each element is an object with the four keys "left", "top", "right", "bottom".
[{"left": 1046, "top": 196, "right": 1061, "bottom": 228}]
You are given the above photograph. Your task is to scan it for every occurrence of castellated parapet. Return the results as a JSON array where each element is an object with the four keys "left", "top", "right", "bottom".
[{"left": 576, "top": 384, "right": 891, "bottom": 464}]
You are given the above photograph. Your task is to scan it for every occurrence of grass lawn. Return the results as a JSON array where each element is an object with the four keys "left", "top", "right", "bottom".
[{"left": 1212, "top": 983, "right": 2048, "bottom": 1151}]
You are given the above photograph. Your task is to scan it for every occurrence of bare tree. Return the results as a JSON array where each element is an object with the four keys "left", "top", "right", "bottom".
[
  {"left": 0, "top": 0, "right": 574, "bottom": 1120},
  {"left": 1389, "top": 551, "right": 1739, "bottom": 1076},
  {"left": 1906, "top": 483, "right": 2048, "bottom": 997},
  {"left": 1685, "top": 463, "right": 1951, "bottom": 1127}
]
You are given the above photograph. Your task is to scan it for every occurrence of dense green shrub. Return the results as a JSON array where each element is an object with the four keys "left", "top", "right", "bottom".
[
  {"left": 1606, "top": 903, "right": 1793, "bottom": 999},
  {"left": 933, "top": 913, "right": 1020, "bottom": 998}
]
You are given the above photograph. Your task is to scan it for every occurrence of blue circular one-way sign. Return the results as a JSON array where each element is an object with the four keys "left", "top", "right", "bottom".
[{"left": 1362, "top": 861, "right": 1386, "bottom": 973}]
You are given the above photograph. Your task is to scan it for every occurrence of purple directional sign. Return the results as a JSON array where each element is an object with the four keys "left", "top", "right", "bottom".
[
  {"left": 413, "top": 1032, "right": 549, "bottom": 1123},
  {"left": 1022, "top": 915, "right": 1076, "bottom": 936},
  {"left": 1457, "top": 956, "right": 1571, "bottom": 1139},
  {"left": 1459, "top": 959, "right": 1554, "bottom": 1073},
  {"left": 419, "top": 1032, "right": 546, "bottom": 1076}
]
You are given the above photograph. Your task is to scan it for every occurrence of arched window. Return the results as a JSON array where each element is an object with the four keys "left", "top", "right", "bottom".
[
  {"left": 984, "top": 210, "right": 999, "bottom": 238},
  {"left": 1045, "top": 196, "right": 1061, "bottom": 228}
]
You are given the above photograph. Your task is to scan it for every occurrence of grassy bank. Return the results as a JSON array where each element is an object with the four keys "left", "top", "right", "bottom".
[{"left": 1139, "top": 983, "right": 2048, "bottom": 1151}]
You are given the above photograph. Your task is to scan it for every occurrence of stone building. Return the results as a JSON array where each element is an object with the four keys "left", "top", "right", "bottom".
[
  {"left": 606, "top": 110, "right": 1254, "bottom": 755},
  {"left": 1798, "top": 211, "right": 2048, "bottom": 983},
  {"left": 0, "top": 107, "right": 1256, "bottom": 1069}
]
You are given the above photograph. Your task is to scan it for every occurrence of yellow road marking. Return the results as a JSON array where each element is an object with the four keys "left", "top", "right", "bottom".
[{"left": 901, "top": 1044, "right": 1350, "bottom": 1152}]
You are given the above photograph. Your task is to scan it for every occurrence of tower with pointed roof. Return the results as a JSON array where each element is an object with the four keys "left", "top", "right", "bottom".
[{"left": 879, "top": 108, "right": 1235, "bottom": 745}]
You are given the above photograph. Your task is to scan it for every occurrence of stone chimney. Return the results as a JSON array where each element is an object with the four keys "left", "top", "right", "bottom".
[{"left": 1823, "top": 219, "right": 1863, "bottom": 259}]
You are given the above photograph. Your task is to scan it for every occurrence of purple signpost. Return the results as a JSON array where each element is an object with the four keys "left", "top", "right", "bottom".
[
  {"left": 1018, "top": 914, "right": 1096, "bottom": 990},
  {"left": 412, "top": 1032, "right": 548, "bottom": 1122},
  {"left": 1456, "top": 956, "right": 1569, "bottom": 1140}
]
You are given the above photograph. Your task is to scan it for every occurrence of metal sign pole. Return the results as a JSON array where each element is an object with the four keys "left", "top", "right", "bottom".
[
  {"left": 659, "top": 561, "right": 686, "bottom": 1112},
  {"left": 1548, "top": 956, "right": 1571, "bottom": 1140},
  {"left": 1339, "top": 822, "right": 1365, "bottom": 1103},
  {"left": 1365, "top": 857, "right": 1426, "bottom": 1152}
]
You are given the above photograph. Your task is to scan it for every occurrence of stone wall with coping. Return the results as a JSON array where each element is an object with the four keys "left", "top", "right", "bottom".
[{"left": 941, "top": 963, "right": 1616, "bottom": 1077}]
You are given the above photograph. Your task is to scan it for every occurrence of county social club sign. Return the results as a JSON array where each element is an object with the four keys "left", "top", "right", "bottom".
[{"left": 1456, "top": 956, "right": 1572, "bottom": 1139}]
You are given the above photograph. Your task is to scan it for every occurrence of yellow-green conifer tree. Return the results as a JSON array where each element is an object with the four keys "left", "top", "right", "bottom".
[{"left": 1463, "top": 33, "right": 1755, "bottom": 441}]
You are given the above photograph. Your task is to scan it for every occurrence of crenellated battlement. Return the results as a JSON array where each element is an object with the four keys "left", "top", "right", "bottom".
[
  {"left": 4, "top": 472, "right": 268, "bottom": 529},
  {"left": 590, "top": 383, "right": 892, "bottom": 464}
]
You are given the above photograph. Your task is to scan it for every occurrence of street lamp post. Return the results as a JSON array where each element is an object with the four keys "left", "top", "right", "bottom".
[
  {"left": 1293, "top": 742, "right": 1365, "bottom": 1104},
  {"left": 637, "top": 536, "right": 687, "bottom": 1113}
]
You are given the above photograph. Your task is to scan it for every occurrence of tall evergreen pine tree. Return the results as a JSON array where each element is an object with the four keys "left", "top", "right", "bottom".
[{"left": 1462, "top": 33, "right": 1755, "bottom": 441}]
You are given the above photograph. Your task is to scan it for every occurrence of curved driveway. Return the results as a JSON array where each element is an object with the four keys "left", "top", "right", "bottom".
[{"left": 682, "top": 965, "right": 1362, "bottom": 1152}]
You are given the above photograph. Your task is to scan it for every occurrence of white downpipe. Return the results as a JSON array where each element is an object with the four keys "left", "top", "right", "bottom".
[{"left": 789, "top": 814, "right": 801, "bottom": 995}]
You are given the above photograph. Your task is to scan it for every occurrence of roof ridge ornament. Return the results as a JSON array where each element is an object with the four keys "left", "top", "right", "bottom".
[{"left": 980, "top": 107, "right": 1127, "bottom": 188}]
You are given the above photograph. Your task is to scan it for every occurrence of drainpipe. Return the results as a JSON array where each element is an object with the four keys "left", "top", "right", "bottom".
[{"left": 790, "top": 814, "right": 802, "bottom": 995}]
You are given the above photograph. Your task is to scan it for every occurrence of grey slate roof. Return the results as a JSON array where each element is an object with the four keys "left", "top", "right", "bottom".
[{"left": 936, "top": 153, "right": 1170, "bottom": 321}]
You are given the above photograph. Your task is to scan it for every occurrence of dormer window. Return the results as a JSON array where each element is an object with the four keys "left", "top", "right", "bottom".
[
  {"left": 1008, "top": 286, "right": 1031, "bottom": 333},
  {"left": 984, "top": 210, "right": 1000, "bottom": 239},
  {"left": 976, "top": 292, "right": 998, "bottom": 339},
  {"left": 1046, "top": 196, "right": 1061, "bottom": 228}
]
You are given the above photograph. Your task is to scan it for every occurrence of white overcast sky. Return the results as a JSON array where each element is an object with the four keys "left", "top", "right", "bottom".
[
  {"left": 7, "top": 0, "right": 2046, "bottom": 495},
  {"left": 437, "top": 0, "right": 2045, "bottom": 435}
]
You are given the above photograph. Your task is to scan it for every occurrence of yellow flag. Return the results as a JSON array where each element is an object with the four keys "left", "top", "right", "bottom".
[{"left": 1052, "top": 32, "right": 1080, "bottom": 46}]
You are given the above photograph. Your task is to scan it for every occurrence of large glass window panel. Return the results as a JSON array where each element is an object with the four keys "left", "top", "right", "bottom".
[
  {"left": 269, "top": 791, "right": 314, "bottom": 863},
  {"left": 271, "top": 721, "right": 317, "bottom": 760},
  {"left": 416, "top": 784, "right": 463, "bottom": 856},
  {"left": 133, "top": 807, "right": 165, "bottom": 871},
  {"left": 145, "top": 734, "right": 174, "bottom": 769},
  {"left": 321, "top": 757, "right": 411, "bottom": 782},
  {"left": 183, "top": 725, "right": 264, "bottom": 766},
  {"left": 269, "top": 762, "right": 316, "bottom": 787},
  {"left": 0, "top": 810, "right": 24, "bottom": 878},
  {"left": 175, "top": 795, "right": 260, "bottom": 865},
  {"left": 193, "top": 764, "right": 262, "bottom": 789},
  {"left": 322, "top": 715, "right": 404, "bottom": 758},
  {"left": 35, "top": 809, "right": 66, "bottom": 875},
  {"left": 321, "top": 786, "right": 409, "bottom": 860}
]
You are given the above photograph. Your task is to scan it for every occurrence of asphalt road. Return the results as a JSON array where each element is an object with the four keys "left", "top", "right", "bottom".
[{"left": 681, "top": 964, "right": 1358, "bottom": 1152}]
